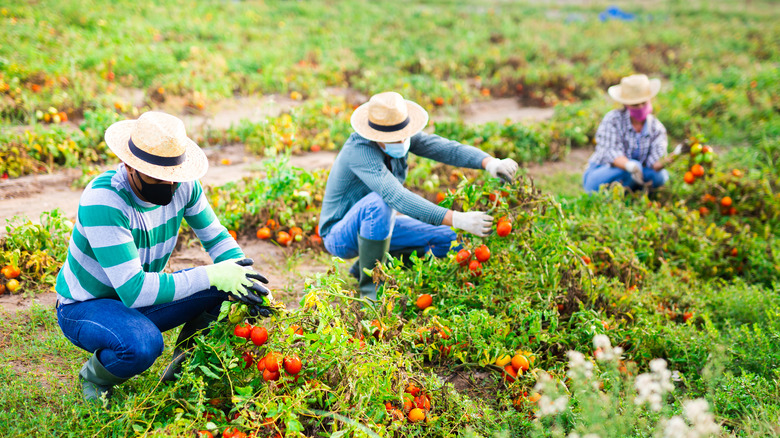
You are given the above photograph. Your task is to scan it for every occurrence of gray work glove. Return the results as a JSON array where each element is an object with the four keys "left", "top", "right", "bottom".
[{"left": 452, "top": 211, "right": 493, "bottom": 237}]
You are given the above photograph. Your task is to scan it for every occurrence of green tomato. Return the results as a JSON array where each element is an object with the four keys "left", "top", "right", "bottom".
[
  {"left": 702, "top": 152, "right": 714, "bottom": 163},
  {"left": 228, "top": 303, "right": 247, "bottom": 324},
  {"left": 694, "top": 154, "right": 704, "bottom": 164},
  {"left": 690, "top": 143, "right": 702, "bottom": 156}
]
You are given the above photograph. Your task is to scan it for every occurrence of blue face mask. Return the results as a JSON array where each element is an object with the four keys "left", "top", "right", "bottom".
[{"left": 382, "top": 138, "right": 411, "bottom": 158}]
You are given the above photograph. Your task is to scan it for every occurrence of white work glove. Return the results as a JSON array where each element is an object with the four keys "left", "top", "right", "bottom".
[
  {"left": 485, "top": 158, "right": 519, "bottom": 183},
  {"left": 624, "top": 159, "right": 644, "bottom": 185},
  {"left": 452, "top": 211, "right": 493, "bottom": 237},
  {"left": 671, "top": 143, "right": 684, "bottom": 156}
]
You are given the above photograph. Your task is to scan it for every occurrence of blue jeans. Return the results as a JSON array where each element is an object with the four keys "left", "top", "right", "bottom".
[
  {"left": 56, "top": 287, "right": 226, "bottom": 379},
  {"left": 323, "top": 192, "right": 457, "bottom": 259},
  {"left": 582, "top": 164, "right": 669, "bottom": 193}
]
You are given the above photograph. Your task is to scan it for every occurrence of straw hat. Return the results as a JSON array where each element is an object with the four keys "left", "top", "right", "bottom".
[
  {"left": 105, "top": 111, "right": 208, "bottom": 182},
  {"left": 350, "top": 92, "right": 428, "bottom": 142},
  {"left": 607, "top": 74, "right": 661, "bottom": 105}
]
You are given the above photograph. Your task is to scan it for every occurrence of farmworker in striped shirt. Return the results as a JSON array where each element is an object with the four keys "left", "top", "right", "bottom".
[
  {"left": 319, "top": 91, "right": 519, "bottom": 300},
  {"left": 55, "top": 111, "right": 272, "bottom": 403},
  {"left": 583, "top": 74, "right": 684, "bottom": 193}
]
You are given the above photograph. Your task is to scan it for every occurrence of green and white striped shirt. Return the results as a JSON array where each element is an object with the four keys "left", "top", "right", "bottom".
[{"left": 55, "top": 164, "right": 243, "bottom": 308}]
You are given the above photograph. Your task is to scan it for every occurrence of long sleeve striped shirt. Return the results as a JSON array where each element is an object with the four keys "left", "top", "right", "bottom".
[
  {"left": 318, "top": 131, "right": 490, "bottom": 239},
  {"left": 588, "top": 109, "right": 668, "bottom": 168},
  {"left": 55, "top": 164, "right": 244, "bottom": 308}
]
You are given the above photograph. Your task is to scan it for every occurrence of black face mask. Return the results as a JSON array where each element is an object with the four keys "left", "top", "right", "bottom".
[{"left": 135, "top": 174, "right": 178, "bottom": 206}]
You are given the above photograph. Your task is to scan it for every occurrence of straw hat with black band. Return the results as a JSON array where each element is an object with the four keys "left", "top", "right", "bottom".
[
  {"left": 607, "top": 74, "right": 661, "bottom": 106},
  {"left": 105, "top": 111, "right": 208, "bottom": 182},
  {"left": 350, "top": 92, "right": 429, "bottom": 143}
]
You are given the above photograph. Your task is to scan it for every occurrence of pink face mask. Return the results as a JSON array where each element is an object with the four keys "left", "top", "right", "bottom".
[{"left": 628, "top": 102, "right": 653, "bottom": 122}]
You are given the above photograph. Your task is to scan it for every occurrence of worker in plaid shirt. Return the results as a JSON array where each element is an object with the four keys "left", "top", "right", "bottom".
[{"left": 583, "top": 74, "right": 683, "bottom": 193}]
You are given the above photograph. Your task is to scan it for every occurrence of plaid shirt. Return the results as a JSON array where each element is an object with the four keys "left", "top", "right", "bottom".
[{"left": 588, "top": 109, "right": 668, "bottom": 167}]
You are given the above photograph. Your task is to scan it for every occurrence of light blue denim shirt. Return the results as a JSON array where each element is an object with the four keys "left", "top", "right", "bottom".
[{"left": 318, "top": 131, "right": 490, "bottom": 238}]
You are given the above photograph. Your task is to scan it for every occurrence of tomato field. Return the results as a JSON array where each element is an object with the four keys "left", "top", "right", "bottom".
[{"left": 1, "top": 1, "right": 779, "bottom": 437}]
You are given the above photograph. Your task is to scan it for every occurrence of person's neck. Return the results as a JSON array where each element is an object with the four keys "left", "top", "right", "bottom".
[{"left": 631, "top": 117, "right": 645, "bottom": 133}]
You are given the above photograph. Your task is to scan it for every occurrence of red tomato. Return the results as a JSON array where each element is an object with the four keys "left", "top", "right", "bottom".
[
  {"left": 233, "top": 323, "right": 252, "bottom": 339},
  {"left": 250, "top": 326, "right": 268, "bottom": 346},
  {"left": 264, "top": 352, "right": 280, "bottom": 373},
  {"left": 455, "top": 249, "right": 471, "bottom": 266},
  {"left": 468, "top": 259, "right": 482, "bottom": 276},
  {"left": 263, "top": 368, "right": 280, "bottom": 382},
  {"left": 283, "top": 355, "right": 303, "bottom": 375},
  {"left": 475, "top": 245, "right": 490, "bottom": 263},
  {"left": 496, "top": 221, "right": 511, "bottom": 237},
  {"left": 241, "top": 352, "right": 254, "bottom": 369}
]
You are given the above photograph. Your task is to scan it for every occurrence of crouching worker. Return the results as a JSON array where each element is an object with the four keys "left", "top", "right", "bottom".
[
  {"left": 583, "top": 74, "right": 683, "bottom": 193},
  {"left": 318, "top": 91, "right": 519, "bottom": 301},
  {"left": 54, "top": 111, "right": 273, "bottom": 403}
]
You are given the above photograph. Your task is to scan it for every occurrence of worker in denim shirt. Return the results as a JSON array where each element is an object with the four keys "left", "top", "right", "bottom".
[
  {"left": 319, "top": 91, "right": 519, "bottom": 300},
  {"left": 583, "top": 74, "right": 683, "bottom": 193}
]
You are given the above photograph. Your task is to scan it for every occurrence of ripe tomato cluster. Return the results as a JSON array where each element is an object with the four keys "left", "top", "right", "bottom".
[
  {"left": 454, "top": 244, "right": 490, "bottom": 276},
  {"left": 496, "top": 351, "right": 533, "bottom": 383},
  {"left": 384, "top": 382, "right": 433, "bottom": 424},
  {"left": 0, "top": 264, "right": 22, "bottom": 295},
  {"left": 256, "top": 219, "right": 321, "bottom": 247},
  {"left": 233, "top": 323, "right": 304, "bottom": 383},
  {"left": 683, "top": 142, "right": 715, "bottom": 185}
]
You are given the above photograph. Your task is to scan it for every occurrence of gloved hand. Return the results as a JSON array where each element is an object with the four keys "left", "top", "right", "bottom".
[
  {"left": 452, "top": 211, "right": 493, "bottom": 237},
  {"left": 672, "top": 143, "right": 684, "bottom": 156},
  {"left": 624, "top": 159, "right": 644, "bottom": 184},
  {"left": 485, "top": 158, "right": 519, "bottom": 183},
  {"left": 205, "top": 258, "right": 268, "bottom": 297}
]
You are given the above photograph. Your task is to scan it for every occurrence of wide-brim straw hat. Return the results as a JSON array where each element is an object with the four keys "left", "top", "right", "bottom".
[
  {"left": 350, "top": 91, "right": 429, "bottom": 143},
  {"left": 105, "top": 111, "right": 208, "bottom": 182},
  {"left": 607, "top": 74, "right": 661, "bottom": 105}
]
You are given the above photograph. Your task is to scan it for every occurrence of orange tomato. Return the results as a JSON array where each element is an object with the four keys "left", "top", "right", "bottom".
[
  {"left": 720, "top": 196, "right": 733, "bottom": 208},
  {"left": 496, "top": 221, "right": 512, "bottom": 237},
  {"left": 581, "top": 255, "right": 591, "bottom": 265},
  {"left": 0, "top": 283, "right": 5, "bottom": 295},
  {"left": 511, "top": 354, "right": 530, "bottom": 372},
  {"left": 289, "top": 226, "right": 303, "bottom": 238},
  {"left": 265, "top": 219, "right": 278, "bottom": 230},
  {"left": 434, "top": 97, "right": 444, "bottom": 106},
  {"left": 2, "top": 265, "right": 20, "bottom": 279},
  {"left": 699, "top": 206, "right": 710, "bottom": 216},
  {"left": 732, "top": 169, "right": 743, "bottom": 178},
  {"left": 528, "top": 392, "right": 541, "bottom": 403},
  {"left": 503, "top": 365, "right": 518, "bottom": 382},
  {"left": 256, "top": 227, "right": 271, "bottom": 240},
  {"left": 691, "top": 164, "right": 704, "bottom": 178},
  {"left": 730, "top": 248, "right": 738, "bottom": 257},
  {"left": 276, "top": 231, "right": 292, "bottom": 246},
  {"left": 415, "top": 294, "right": 433, "bottom": 310},
  {"left": 435, "top": 192, "right": 446, "bottom": 203},
  {"left": 408, "top": 408, "right": 425, "bottom": 423},
  {"left": 683, "top": 172, "right": 695, "bottom": 184}
]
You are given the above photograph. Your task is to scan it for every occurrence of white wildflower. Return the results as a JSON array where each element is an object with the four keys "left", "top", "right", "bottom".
[
  {"left": 684, "top": 399, "right": 721, "bottom": 436},
  {"left": 536, "top": 394, "right": 569, "bottom": 417},
  {"left": 634, "top": 359, "right": 675, "bottom": 411},
  {"left": 592, "top": 334, "right": 624, "bottom": 362},
  {"left": 534, "top": 371, "right": 553, "bottom": 392},
  {"left": 593, "top": 334, "right": 611, "bottom": 350},
  {"left": 662, "top": 416, "right": 690, "bottom": 438},
  {"left": 567, "top": 350, "right": 594, "bottom": 380}
]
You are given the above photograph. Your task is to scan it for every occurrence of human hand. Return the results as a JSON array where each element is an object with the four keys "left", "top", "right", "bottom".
[
  {"left": 205, "top": 258, "right": 268, "bottom": 296},
  {"left": 624, "top": 160, "right": 644, "bottom": 184},
  {"left": 485, "top": 158, "right": 519, "bottom": 183},
  {"left": 452, "top": 211, "right": 493, "bottom": 237}
]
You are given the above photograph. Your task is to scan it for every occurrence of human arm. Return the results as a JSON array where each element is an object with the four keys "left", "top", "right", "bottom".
[
  {"left": 409, "top": 132, "right": 490, "bottom": 169},
  {"left": 184, "top": 181, "right": 244, "bottom": 263}
]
